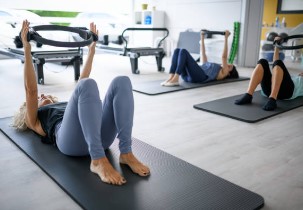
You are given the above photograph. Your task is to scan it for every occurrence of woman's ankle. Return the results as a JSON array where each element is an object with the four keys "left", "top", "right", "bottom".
[{"left": 91, "top": 157, "right": 108, "bottom": 166}]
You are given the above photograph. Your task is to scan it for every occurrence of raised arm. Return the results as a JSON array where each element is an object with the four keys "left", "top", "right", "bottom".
[
  {"left": 21, "top": 20, "right": 42, "bottom": 133},
  {"left": 221, "top": 30, "right": 230, "bottom": 69},
  {"left": 79, "top": 22, "right": 98, "bottom": 79},
  {"left": 215, "top": 30, "right": 233, "bottom": 80},
  {"left": 200, "top": 31, "right": 207, "bottom": 64},
  {"left": 273, "top": 36, "right": 281, "bottom": 62}
]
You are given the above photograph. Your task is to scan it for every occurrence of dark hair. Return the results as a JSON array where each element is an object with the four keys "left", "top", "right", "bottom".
[{"left": 226, "top": 65, "right": 239, "bottom": 79}]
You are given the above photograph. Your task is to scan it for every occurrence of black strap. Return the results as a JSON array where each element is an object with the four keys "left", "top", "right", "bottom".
[
  {"left": 201, "top": 30, "right": 226, "bottom": 35},
  {"left": 273, "top": 34, "right": 303, "bottom": 50},
  {"left": 22, "top": 25, "right": 98, "bottom": 48}
]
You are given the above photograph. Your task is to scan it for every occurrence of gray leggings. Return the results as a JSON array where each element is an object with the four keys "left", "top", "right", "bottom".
[{"left": 55, "top": 76, "right": 134, "bottom": 160}]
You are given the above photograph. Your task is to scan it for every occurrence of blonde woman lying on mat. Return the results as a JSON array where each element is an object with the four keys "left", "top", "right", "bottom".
[{"left": 13, "top": 20, "right": 150, "bottom": 186}]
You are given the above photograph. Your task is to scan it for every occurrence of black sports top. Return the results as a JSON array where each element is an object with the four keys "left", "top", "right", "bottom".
[{"left": 37, "top": 102, "right": 67, "bottom": 144}]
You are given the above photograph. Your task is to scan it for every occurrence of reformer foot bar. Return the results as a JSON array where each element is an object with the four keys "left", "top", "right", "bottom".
[
  {"left": 0, "top": 47, "right": 83, "bottom": 85},
  {"left": 97, "top": 27, "right": 169, "bottom": 74}
]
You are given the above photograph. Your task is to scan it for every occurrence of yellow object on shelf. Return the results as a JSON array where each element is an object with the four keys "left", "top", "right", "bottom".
[{"left": 142, "top": 4, "right": 148, "bottom": 10}]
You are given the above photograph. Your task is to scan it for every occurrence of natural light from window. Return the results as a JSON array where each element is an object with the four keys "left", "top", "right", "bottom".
[{"left": 0, "top": 0, "right": 132, "bottom": 14}]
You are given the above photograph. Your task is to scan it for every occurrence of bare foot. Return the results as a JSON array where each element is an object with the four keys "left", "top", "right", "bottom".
[
  {"left": 161, "top": 74, "right": 175, "bottom": 85},
  {"left": 169, "top": 75, "right": 179, "bottom": 83},
  {"left": 168, "top": 78, "right": 179, "bottom": 83},
  {"left": 90, "top": 157, "right": 126, "bottom": 185},
  {"left": 161, "top": 78, "right": 173, "bottom": 86},
  {"left": 120, "top": 152, "right": 150, "bottom": 176}
]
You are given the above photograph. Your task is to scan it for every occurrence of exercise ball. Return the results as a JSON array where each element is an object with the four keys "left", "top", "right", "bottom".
[
  {"left": 14, "top": 36, "right": 23, "bottom": 48},
  {"left": 266, "top": 32, "right": 278, "bottom": 41},
  {"left": 279, "top": 52, "right": 285, "bottom": 60},
  {"left": 261, "top": 51, "right": 285, "bottom": 62},
  {"left": 36, "top": 42, "right": 43, "bottom": 48},
  {"left": 279, "top": 32, "right": 288, "bottom": 39},
  {"left": 262, "top": 43, "right": 274, "bottom": 51}
]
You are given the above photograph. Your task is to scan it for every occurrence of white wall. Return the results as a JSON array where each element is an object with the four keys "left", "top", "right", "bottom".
[
  {"left": 134, "top": 0, "right": 242, "bottom": 63},
  {"left": 0, "top": 0, "right": 132, "bottom": 13},
  {"left": 0, "top": 0, "right": 263, "bottom": 66},
  {"left": 149, "top": 0, "right": 241, "bottom": 41},
  {"left": 134, "top": 0, "right": 263, "bottom": 67}
]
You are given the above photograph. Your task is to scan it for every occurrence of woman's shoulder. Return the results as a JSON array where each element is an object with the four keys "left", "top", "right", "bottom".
[{"left": 26, "top": 117, "right": 46, "bottom": 137}]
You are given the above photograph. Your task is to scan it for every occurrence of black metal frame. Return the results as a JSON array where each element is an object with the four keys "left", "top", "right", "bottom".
[
  {"left": 97, "top": 27, "right": 169, "bottom": 74},
  {"left": 273, "top": 34, "right": 303, "bottom": 50},
  {"left": 0, "top": 48, "right": 83, "bottom": 84},
  {"left": 277, "top": 0, "right": 303, "bottom": 14}
]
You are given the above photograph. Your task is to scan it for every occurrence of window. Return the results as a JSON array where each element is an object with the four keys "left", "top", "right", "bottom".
[{"left": 277, "top": 0, "right": 303, "bottom": 14}]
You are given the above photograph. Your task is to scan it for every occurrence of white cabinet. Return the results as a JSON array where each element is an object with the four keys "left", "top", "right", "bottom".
[
  {"left": 134, "top": 10, "right": 165, "bottom": 27},
  {"left": 130, "top": 10, "right": 165, "bottom": 47}
]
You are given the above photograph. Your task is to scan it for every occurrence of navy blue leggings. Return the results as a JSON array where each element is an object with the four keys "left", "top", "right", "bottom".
[
  {"left": 258, "top": 59, "right": 294, "bottom": 99},
  {"left": 56, "top": 76, "right": 134, "bottom": 159},
  {"left": 170, "top": 48, "right": 208, "bottom": 83}
]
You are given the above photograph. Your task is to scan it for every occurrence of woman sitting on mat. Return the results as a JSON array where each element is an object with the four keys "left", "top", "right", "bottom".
[
  {"left": 235, "top": 36, "right": 303, "bottom": 111},
  {"left": 161, "top": 30, "right": 239, "bottom": 86},
  {"left": 12, "top": 20, "right": 150, "bottom": 185}
]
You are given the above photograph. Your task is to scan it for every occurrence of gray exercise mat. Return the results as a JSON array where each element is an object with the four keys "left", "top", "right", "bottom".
[
  {"left": 0, "top": 117, "right": 264, "bottom": 210},
  {"left": 193, "top": 91, "right": 303, "bottom": 123},
  {"left": 132, "top": 77, "right": 250, "bottom": 95}
]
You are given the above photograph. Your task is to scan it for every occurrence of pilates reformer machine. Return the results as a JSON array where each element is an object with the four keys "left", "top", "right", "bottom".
[
  {"left": 96, "top": 27, "right": 169, "bottom": 74},
  {"left": 0, "top": 47, "right": 83, "bottom": 85},
  {"left": 0, "top": 25, "right": 97, "bottom": 84}
]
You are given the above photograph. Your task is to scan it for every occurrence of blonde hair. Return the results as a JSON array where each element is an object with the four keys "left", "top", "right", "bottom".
[{"left": 12, "top": 95, "right": 59, "bottom": 131}]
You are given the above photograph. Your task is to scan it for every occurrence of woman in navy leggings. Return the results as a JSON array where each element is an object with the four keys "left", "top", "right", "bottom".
[
  {"left": 13, "top": 20, "right": 150, "bottom": 186},
  {"left": 161, "top": 30, "right": 239, "bottom": 86}
]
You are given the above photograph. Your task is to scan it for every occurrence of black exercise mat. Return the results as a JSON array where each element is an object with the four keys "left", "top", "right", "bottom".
[
  {"left": 132, "top": 77, "right": 249, "bottom": 95},
  {"left": 0, "top": 117, "right": 264, "bottom": 210},
  {"left": 193, "top": 90, "right": 303, "bottom": 123}
]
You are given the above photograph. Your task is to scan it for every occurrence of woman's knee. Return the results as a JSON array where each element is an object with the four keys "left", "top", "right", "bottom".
[
  {"left": 257, "top": 59, "right": 269, "bottom": 69},
  {"left": 78, "top": 78, "right": 98, "bottom": 89},
  {"left": 172, "top": 48, "right": 180, "bottom": 57},
  {"left": 257, "top": 58, "right": 271, "bottom": 74},
  {"left": 258, "top": 58, "right": 268, "bottom": 64},
  {"left": 112, "top": 76, "right": 132, "bottom": 89},
  {"left": 180, "top": 48, "right": 189, "bottom": 56},
  {"left": 77, "top": 78, "right": 99, "bottom": 96},
  {"left": 273, "top": 60, "right": 288, "bottom": 73}
]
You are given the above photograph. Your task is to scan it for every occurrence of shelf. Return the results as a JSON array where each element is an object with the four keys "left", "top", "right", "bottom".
[
  {"left": 134, "top": 10, "right": 164, "bottom": 27},
  {"left": 131, "top": 10, "right": 165, "bottom": 47}
]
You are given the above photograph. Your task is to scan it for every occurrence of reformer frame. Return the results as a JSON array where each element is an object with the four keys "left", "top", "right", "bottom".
[
  {"left": 0, "top": 47, "right": 83, "bottom": 85},
  {"left": 97, "top": 27, "right": 169, "bottom": 74}
]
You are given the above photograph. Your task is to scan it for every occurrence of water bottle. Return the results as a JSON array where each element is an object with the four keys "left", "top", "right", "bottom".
[
  {"left": 275, "top": 17, "right": 279, "bottom": 28},
  {"left": 145, "top": 15, "right": 151, "bottom": 25},
  {"left": 281, "top": 17, "right": 286, "bottom": 28}
]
